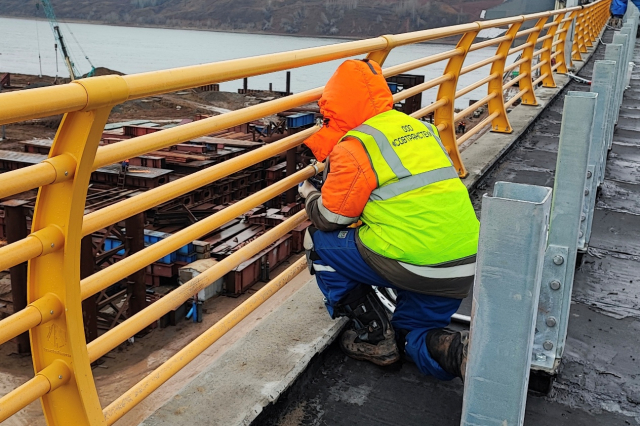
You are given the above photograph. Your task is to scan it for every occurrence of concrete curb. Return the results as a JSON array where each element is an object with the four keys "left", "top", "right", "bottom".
[{"left": 139, "top": 279, "right": 346, "bottom": 426}]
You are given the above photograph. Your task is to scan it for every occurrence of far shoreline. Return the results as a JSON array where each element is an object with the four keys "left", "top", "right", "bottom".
[{"left": 0, "top": 15, "right": 461, "bottom": 45}]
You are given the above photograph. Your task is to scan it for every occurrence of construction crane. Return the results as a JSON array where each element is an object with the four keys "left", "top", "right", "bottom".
[{"left": 36, "top": 0, "right": 96, "bottom": 81}]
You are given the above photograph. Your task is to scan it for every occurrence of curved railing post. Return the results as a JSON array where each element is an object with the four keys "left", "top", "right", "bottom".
[
  {"left": 521, "top": 17, "right": 549, "bottom": 106},
  {"left": 573, "top": 9, "right": 587, "bottom": 61},
  {"left": 540, "top": 14, "right": 564, "bottom": 88},
  {"left": 556, "top": 10, "right": 578, "bottom": 74},
  {"left": 583, "top": 7, "right": 595, "bottom": 48},
  {"left": 366, "top": 34, "right": 397, "bottom": 66},
  {"left": 434, "top": 27, "right": 480, "bottom": 178},
  {"left": 28, "top": 75, "right": 129, "bottom": 425},
  {"left": 488, "top": 21, "right": 522, "bottom": 133}
]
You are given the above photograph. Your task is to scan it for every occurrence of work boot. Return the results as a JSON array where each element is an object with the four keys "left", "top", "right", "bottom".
[
  {"left": 426, "top": 328, "right": 469, "bottom": 381},
  {"left": 610, "top": 16, "right": 623, "bottom": 29},
  {"left": 334, "top": 287, "right": 400, "bottom": 366}
]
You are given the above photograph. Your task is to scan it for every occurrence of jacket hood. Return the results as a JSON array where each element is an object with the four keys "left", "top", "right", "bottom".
[{"left": 304, "top": 59, "right": 394, "bottom": 162}]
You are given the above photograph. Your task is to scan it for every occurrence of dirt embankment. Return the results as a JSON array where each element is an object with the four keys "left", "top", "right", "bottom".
[
  {"left": 1, "top": 0, "right": 504, "bottom": 39},
  {"left": 1, "top": 69, "right": 294, "bottom": 144}
]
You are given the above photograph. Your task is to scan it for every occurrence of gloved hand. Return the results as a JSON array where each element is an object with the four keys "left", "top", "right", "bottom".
[{"left": 298, "top": 180, "right": 317, "bottom": 199}]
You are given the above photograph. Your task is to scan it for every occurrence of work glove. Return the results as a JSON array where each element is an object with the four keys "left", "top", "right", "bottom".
[{"left": 298, "top": 180, "right": 317, "bottom": 199}]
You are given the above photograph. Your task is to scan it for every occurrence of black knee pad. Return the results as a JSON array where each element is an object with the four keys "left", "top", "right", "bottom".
[
  {"left": 304, "top": 226, "right": 321, "bottom": 275},
  {"left": 333, "top": 286, "right": 392, "bottom": 344}
]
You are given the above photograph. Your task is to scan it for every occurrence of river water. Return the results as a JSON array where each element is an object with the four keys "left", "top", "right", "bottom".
[{"left": 0, "top": 16, "right": 511, "bottom": 108}]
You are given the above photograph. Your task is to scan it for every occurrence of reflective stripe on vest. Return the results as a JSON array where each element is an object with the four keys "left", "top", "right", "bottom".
[
  {"left": 370, "top": 166, "right": 459, "bottom": 201},
  {"left": 423, "top": 122, "right": 454, "bottom": 167},
  {"left": 399, "top": 261, "right": 476, "bottom": 279},
  {"left": 351, "top": 123, "right": 458, "bottom": 202},
  {"left": 352, "top": 124, "right": 412, "bottom": 179},
  {"left": 318, "top": 195, "right": 359, "bottom": 225}
]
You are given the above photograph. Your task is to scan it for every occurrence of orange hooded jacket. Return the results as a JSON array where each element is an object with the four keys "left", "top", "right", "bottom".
[{"left": 304, "top": 59, "right": 393, "bottom": 229}]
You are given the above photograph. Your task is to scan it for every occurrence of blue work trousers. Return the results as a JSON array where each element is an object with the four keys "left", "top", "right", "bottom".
[
  {"left": 310, "top": 228, "right": 462, "bottom": 381},
  {"left": 611, "top": 0, "right": 640, "bottom": 17}
]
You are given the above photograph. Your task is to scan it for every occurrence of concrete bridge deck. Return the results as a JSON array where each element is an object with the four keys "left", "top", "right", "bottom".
[
  {"left": 254, "top": 29, "right": 640, "bottom": 426},
  {"left": 136, "top": 29, "right": 640, "bottom": 426}
]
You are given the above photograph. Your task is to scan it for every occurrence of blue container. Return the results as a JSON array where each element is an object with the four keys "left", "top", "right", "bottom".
[
  {"left": 156, "top": 251, "right": 178, "bottom": 264},
  {"left": 105, "top": 238, "right": 124, "bottom": 256},
  {"left": 144, "top": 230, "right": 172, "bottom": 244},
  {"left": 286, "top": 113, "right": 314, "bottom": 129},
  {"left": 178, "top": 243, "right": 194, "bottom": 255},
  {"left": 177, "top": 253, "right": 198, "bottom": 263},
  {"left": 387, "top": 82, "right": 399, "bottom": 94}
]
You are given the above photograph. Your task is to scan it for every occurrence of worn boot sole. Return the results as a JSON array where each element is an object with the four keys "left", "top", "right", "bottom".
[
  {"left": 339, "top": 329, "right": 400, "bottom": 366},
  {"left": 460, "top": 331, "right": 469, "bottom": 382},
  {"left": 426, "top": 328, "right": 469, "bottom": 381}
]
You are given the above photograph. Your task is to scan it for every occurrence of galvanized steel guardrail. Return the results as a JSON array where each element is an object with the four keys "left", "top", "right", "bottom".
[
  {"left": 462, "top": 5, "right": 638, "bottom": 425},
  {"left": 0, "top": 1, "right": 611, "bottom": 424}
]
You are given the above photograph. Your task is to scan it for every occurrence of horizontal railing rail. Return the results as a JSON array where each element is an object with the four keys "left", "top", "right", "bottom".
[{"left": 0, "top": 0, "right": 611, "bottom": 424}]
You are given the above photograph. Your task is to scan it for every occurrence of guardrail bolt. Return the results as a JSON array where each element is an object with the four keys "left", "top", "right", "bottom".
[
  {"left": 581, "top": 214, "right": 586, "bottom": 222},
  {"left": 546, "top": 316, "right": 557, "bottom": 327},
  {"left": 58, "top": 375, "right": 63, "bottom": 380},
  {"left": 64, "top": 171, "right": 68, "bottom": 176},
  {"left": 553, "top": 255, "right": 564, "bottom": 265},
  {"left": 543, "top": 341, "right": 554, "bottom": 351},
  {"left": 584, "top": 189, "right": 590, "bottom": 196},
  {"left": 50, "top": 243, "right": 54, "bottom": 248},
  {"left": 550, "top": 280, "right": 561, "bottom": 290},
  {"left": 587, "top": 171, "right": 592, "bottom": 178},
  {"left": 50, "top": 310, "right": 54, "bottom": 315}
]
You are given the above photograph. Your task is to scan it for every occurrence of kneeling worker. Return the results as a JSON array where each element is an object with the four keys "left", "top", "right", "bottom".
[{"left": 299, "top": 59, "right": 479, "bottom": 381}]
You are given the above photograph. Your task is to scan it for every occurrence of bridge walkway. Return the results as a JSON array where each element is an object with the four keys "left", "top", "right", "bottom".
[{"left": 252, "top": 27, "right": 640, "bottom": 426}]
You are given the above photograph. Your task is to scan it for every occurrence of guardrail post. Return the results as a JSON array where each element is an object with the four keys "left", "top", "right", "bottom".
[
  {"left": 579, "top": 61, "right": 616, "bottom": 252},
  {"left": 488, "top": 22, "right": 521, "bottom": 133},
  {"left": 620, "top": 24, "right": 633, "bottom": 64},
  {"left": 461, "top": 182, "right": 552, "bottom": 426},
  {"left": 620, "top": 25, "right": 635, "bottom": 89},
  {"left": 520, "top": 17, "right": 548, "bottom": 106},
  {"left": 608, "top": 37, "right": 628, "bottom": 128},
  {"left": 531, "top": 92, "right": 597, "bottom": 373}
]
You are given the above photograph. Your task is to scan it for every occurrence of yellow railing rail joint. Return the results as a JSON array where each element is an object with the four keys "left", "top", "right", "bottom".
[{"left": 0, "top": 360, "right": 71, "bottom": 423}]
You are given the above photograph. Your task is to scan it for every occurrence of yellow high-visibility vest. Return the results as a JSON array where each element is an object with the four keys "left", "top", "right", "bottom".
[{"left": 341, "top": 109, "right": 479, "bottom": 266}]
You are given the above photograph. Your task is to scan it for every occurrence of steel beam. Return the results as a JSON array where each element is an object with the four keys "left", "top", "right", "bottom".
[
  {"left": 285, "top": 148, "right": 297, "bottom": 204},
  {"left": 531, "top": 92, "right": 597, "bottom": 373},
  {"left": 579, "top": 61, "right": 616, "bottom": 251},
  {"left": 461, "top": 182, "right": 552, "bottom": 426},
  {"left": 81, "top": 236, "right": 98, "bottom": 343},
  {"left": 2, "top": 200, "right": 31, "bottom": 354},
  {"left": 125, "top": 213, "right": 147, "bottom": 319}
]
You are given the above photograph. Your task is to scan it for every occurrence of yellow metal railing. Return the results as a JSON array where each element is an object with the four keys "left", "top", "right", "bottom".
[{"left": 0, "top": 1, "right": 611, "bottom": 424}]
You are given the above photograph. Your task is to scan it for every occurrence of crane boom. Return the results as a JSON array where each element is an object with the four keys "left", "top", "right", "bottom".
[{"left": 37, "top": 0, "right": 95, "bottom": 80}]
